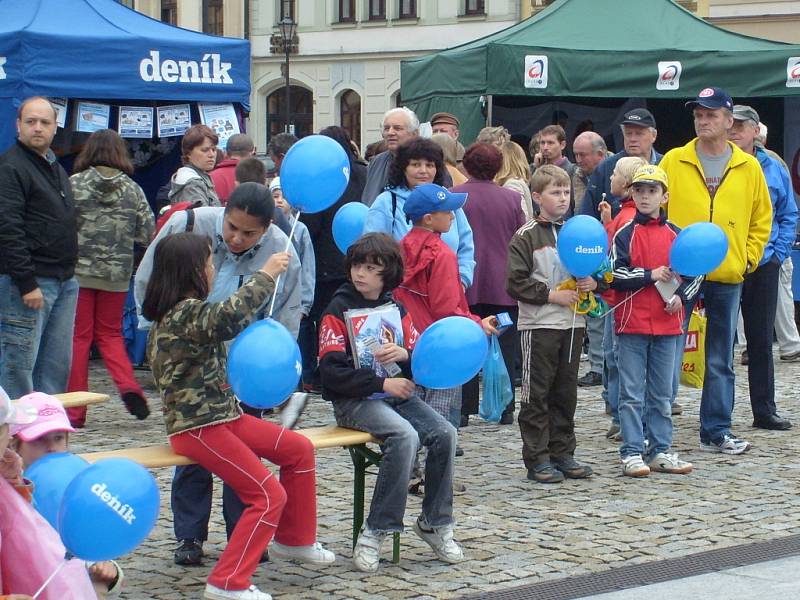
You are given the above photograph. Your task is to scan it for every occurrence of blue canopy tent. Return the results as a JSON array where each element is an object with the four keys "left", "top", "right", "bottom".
[{"left": 0, "top": 0, "right": 251, "bottom": 152}]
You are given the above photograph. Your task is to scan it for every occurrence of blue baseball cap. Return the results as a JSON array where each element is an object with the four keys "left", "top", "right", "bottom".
[
  {"left": 685, "top": 87, "right": 733, "bottom": 111},
  {"left": 404, "top": 183, "right": 468, "bottom": 221}
]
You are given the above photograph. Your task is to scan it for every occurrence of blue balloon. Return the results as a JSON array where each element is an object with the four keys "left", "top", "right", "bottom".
[
  {"left": 24, "top": 452, "right": 89, "bottom": 530},
  {"left": 411, "top": 316, "right": 488, "bottom": 389},
  {"left": 556, "top": 215, "right": 608, "bottom": 277},
  {"left": 670, "top": 222, "right": 729, "bottom": 277},
  {"left": 332, "top": 202, "right": 369, "bottom": 253},
  {"left": 280, "top": 135, "right": 350, "bottom": 213},
  {"left": 227, "top": 318, "right": 302, "bottom": 409},
  {"left": 58, "top": 458, "right": 160, "bottom": 561}
]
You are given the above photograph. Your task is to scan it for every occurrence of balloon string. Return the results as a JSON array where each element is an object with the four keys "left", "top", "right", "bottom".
[
  {"left": 33, "top": 557, "right": 70, "bottom": 599},
  {"left": 568, "top": 303, "right": 577, "bottom": 362},
  {"left": 268, "top": 210, "right": 301, "bottom": 318}
]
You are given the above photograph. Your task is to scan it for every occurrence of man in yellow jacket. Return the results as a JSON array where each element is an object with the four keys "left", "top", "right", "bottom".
[{"left": 662, "top": 87, "right": 772, "bottom": 456}]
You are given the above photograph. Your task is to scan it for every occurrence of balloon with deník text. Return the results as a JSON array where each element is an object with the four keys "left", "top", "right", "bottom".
[
  {"left": 24, "top": 452, "right": 89, "bottom": 530},
  {"left": 411, "top": 316, "right": 489, "bottom": 389},
  {"left": 669, "top": 222, "right": 728, "bottom": 277},
  {"left": 280, "top": 135, "right": 350, "bottom": 213},
  {"left": 58, "top": 458, "right": 160, "bottom": 561},
  {"left": 332, "top": 202, "right": 369, "bottom": 253},
  {"left": 227, "top": 318, "right": 302, "bottom": 409},
  {"left": 556, "top": 215, "right": 608, "bottom": 277}
]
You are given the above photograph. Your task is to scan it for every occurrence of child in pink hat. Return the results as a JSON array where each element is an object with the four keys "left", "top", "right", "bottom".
[{"left": 7, "top": 391, "right": 124, "bottom": 598}]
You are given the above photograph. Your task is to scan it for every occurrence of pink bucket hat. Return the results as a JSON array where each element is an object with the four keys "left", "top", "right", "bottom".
[{"left": 9, "top": 392, "right": 75, "bottom": 441}]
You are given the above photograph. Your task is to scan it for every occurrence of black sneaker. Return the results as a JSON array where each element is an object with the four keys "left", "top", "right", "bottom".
[
  {"left": 455, "top": 446, "right": 464, "bottom": 457},
  {"left": 499, "top": 412, "right": 514, "bottom": 425},
  {"left": 577, "top": 371, "right": 602, "bottom": 387},
  {"left": 174, "top": 539, "right": 204, "bottom": 565},
  {"left": 122, "top": 392, "right": 150, "bottom": 420},
  {"left": 552, "top": 457, "right": 593, "bottom": 479},
  {"left": 526, "top": 463, "right": 565, "bottom": 484}
]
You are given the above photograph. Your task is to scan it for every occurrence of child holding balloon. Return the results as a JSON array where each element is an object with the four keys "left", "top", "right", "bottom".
[
  {"left": 394, "top": 183, "right": 498, "bottom": 420},
  {"left": 142, "top": 233, "right": 335, "bottom": 600},
  {"left": 506, "top": 165, "right": 601, "bottom": 484},
  {"left": 0, "top": 386, "right": 98, "bottom": 600},
  {"left": 134, "top": 183, "right": 307, "bottom": 567},
  {"left": 8, "top": 392, "right": 124, "bottom": 598},
  {"left": 318, "top": 233, "right": 465, "bottom": 573},
  {"left": 609, "top": 165, "right": 701, "bottom": 478}
]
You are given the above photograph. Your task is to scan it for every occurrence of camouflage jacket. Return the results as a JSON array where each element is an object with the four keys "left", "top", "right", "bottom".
[
  {"left": 148, "top": 270, "right": 276, "bottom": 436},
  {"left": 70, "top": 166, "right": 155, "bottom": 291}
]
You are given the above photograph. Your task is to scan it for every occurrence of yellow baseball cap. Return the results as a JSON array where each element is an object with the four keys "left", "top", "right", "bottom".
[{"left": 631, "top": 164, "right": 668, "bottom": 191}]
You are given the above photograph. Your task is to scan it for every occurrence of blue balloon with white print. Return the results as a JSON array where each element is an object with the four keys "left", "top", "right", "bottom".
[
  {"left": 58, "top": 458, "right": 160, "bottom": 561},
  {"left": 556, "top": 215, "right": 608, "bottom": 277},
  {"left": 227, "top": 318, "right": 302, "bottom": 409}
]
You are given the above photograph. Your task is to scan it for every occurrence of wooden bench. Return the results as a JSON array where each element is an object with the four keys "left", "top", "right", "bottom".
[
  {"left": 11, "top": 391, "right": 110, "bottom": 409},
  {"left": 54, "top": 391, "right": 110, "bottom": 409},
  {"left": 79, "top": 425, "right": 400, "bottom": 562}
]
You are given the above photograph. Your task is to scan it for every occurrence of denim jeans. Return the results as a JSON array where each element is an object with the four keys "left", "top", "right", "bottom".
[
  {"left": 333, "top": 394, "right": 456, "bottom": 532},
  {"left": 672, "top": 281, "right": 742, "bottom": 443},
  {"left": 602, "top": 315, "right": 619, "bottom": 426},
  {"left": 585, "top": 314, "right": 605, "bottom": 375},
  {"left": 617, "top": 334, "right": 677, "bottom": 459},
  {"left": 0, "top": 275, "right": 79, "bottom": 399}
]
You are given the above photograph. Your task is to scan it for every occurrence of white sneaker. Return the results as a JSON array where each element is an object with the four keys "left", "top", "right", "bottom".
[
  {"left": 279, "top": 392, "right": 308, "bottom": 429},
  {"left": 648, "top": 452, "right": 693, "bottom": 474},
  {"left": 204, "top": 583, "right": 272, "bottom": 600},
  {"left": 621, "top": 454, "right": 650, "bottom": 477},
  {"left": 413, "top": 518, "right": 465, "bottom": 563},
  {"left": 700, "top": 434, "right": 751, "bottom": 455},
  {"left": 353, "top": 528, "right": 387, "bottom": 573},
  {"left": 270, "top": 541, "right": 336, "bottom": 565}
]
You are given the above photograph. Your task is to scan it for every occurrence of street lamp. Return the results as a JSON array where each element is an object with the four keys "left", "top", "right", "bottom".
[{"left": 278, "top": 16, "right": 296, "bottom": 134}]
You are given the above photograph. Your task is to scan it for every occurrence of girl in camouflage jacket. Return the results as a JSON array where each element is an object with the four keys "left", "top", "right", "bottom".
[{"left": 142, "top": 233, "right": 335, "bottom": 600}]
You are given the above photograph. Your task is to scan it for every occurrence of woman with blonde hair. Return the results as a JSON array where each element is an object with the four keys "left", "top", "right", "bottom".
[
  {"left": 430, "top": 133, "right": 467, "bottom": 186},
  {"left": 495, "top": 141, "right": 534, "bottom": 220}
]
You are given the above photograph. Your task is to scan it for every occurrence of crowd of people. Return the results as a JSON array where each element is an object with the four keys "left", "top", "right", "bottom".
[{"left": 0, "top": 86, "right": 797, "bottom": 598}]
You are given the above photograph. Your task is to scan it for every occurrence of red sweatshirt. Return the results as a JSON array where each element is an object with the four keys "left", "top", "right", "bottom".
[{"left": 395, "top": 227, "right": 481, "bottom": 333}]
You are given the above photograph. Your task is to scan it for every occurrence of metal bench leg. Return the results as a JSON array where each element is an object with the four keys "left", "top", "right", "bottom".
[
  {"left": 348, "top": 445, "right": 367, "bottom": 549},
  {"left": 348, "top": 445, "right": 401, "bottom": 561}
]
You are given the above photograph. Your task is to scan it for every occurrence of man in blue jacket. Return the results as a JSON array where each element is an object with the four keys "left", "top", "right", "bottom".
[{"left": 728, "top": 104, "right": 798, "bottom": 431}]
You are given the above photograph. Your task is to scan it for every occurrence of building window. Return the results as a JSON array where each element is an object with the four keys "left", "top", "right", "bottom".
[
  {"left": 368, "top": 0, "right": 385, "bottom": 20},
  {"left": 340, "top": 90, "right": 362, "bottom": 150},
  {"left": 280, "top": 0, "right": 296, "bottom": 20},
  {"left": 203, "top": 0, "right": 224, "bottom": 36},
  {"left": 338, "top": 0, "right": 355, "bottom": 22},
  {"left": 398, "top": 0, "right": 416, "bottom": 19},
  {"left": 464, "top": 0, "right": 485, "bottom": 15},
  {"left": 161, "top": 0, "right": 177, "bottom": 25},
  {"left": 267, "top": 86, "right": 313, "bottom": 140}
]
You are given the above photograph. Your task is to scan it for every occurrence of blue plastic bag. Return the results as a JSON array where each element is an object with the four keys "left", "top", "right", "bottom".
[{"left": 479, "top": 335, "right": 513, "bottom": 422}]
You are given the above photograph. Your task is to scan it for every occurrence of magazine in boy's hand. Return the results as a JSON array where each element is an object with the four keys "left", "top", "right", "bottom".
[{"left": 343, "top": 303, "right": 405, "bottom": 399}]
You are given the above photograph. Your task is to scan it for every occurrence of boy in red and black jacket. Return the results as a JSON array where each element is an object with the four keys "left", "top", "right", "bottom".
[
  {"left": 318, "top": 232, "right": 465, "bottom": 574},
  {"left": 610, "top": 165, "right": 701, "bottom": 478}
]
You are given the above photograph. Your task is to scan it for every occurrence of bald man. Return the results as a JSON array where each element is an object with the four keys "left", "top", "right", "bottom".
[
  {"left": 0, "top": 97, "right": 78, "bottom": 399},
  {"left": 572, "top": 132, "right": 607, "bottom": 208}
]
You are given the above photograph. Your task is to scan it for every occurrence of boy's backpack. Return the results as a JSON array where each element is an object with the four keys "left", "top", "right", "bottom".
[{"left": 155, "top": 201, "right": 201, "bottom": 236}]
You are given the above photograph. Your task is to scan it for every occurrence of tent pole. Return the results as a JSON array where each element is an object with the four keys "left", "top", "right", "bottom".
[{"left": 486, "top": 94, "right": 493, "bottom": 126}]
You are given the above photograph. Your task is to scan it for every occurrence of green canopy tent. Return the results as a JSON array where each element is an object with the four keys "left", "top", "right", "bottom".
[{"left": 401, "top": 0, "right": 800, "bottom": 148}]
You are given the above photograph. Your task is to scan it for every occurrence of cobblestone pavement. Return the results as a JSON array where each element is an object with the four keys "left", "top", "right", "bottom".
[{"left": 70, "top": 348, "right": 800, "bottom": 600}]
